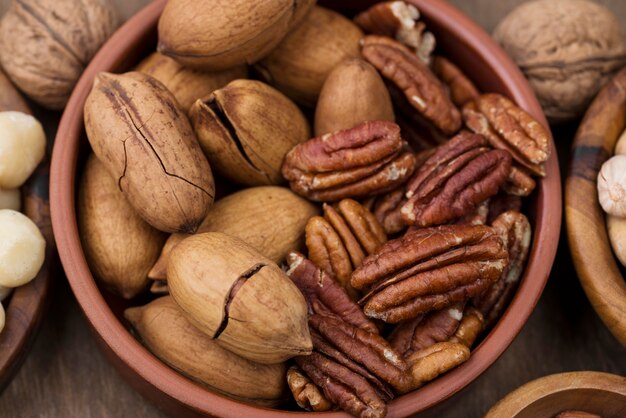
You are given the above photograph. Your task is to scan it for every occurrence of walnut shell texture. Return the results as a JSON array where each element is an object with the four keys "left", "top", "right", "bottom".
[
  {"left": 0, "top": 0, "right": 117, "bottom": 109},
  {"left": 493, "top": 0, "right": 626, "bottom": 123}
]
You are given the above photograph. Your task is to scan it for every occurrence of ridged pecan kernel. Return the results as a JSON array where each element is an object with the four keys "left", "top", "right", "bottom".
[
  {"left": 353, "top": 224, "right": 509, "bottom": 323},
  {"left": 361, "top": 36, "right": 461, "bottom": 135},
  {"left": 287, "top": 366, "right": 332, "bottom": 412},
  {"left": 282, "top": 120, "right": 416, "bottom": 201},
  {"left": 432, "top": 56, "right": 480, "bottom": 107},
  {"left": 401, "top": 131, "right": 512, "bottom": 227},
  {"left": 463, "top": 94, "right": 550, "bottom": 177}
]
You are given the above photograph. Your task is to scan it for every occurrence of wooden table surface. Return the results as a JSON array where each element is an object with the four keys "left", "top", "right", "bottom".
[{"left": 1, "top": 1, "right": 625, "bottom": 417}]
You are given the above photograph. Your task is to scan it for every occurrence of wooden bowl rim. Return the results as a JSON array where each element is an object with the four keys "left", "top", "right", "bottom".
[
  {"left": 484, "top": 371, "right": 626, "bottom": 417},
  {"left": 50, "top": 0, "right": 561, "bottom": 416},
  {"left": 566, "top": 68, "right": 626, "bottom": 348}
]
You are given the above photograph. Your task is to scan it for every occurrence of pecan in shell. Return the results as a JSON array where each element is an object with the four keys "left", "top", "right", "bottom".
[
  {"left": 361, "top": 36, "right": 461, "bottom": 135},
  {"left": 401, "top": 131, "right": 512, "bottom": 227},
  {"left": 306, "top": 200, "right": 387, "bottom": 298},
  {"left": 432, "top": 56, "right": 480, "bottom": 107},
  {"left": 354, "top": 2, "right": 435, "bottom": 64},
  {"left": 353, "top": 224, "right": 509, "bottom": 323},
  {"left": 462, "top": 94, "right": 550, "bottom": 177},
  {"left": 473, "top": 211, "right": 531, "bottom": 327},
  {"left": 282, "top": 120, "right": 416, "bottom": 201}
]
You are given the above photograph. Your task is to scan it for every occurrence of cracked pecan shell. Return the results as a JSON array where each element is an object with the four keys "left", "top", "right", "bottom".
[
  {"left": 432, "top": 56, "right": 479, "bottom": 107},
  {"left": 282, "top": 120, "right": 416, "bottom": 201},
  {"left": 84, "top": 71, "right": 215, "bottom": 234},
  {"left": 306, "top": 199, "right": 387, "bottom": 297},
  {"left": 401, "top": 131, "right": 512, "bottom": 227},
  {"left": 286, "top": 252, "right": 379, "bottom": 334},
  {"left": 361, "top": 36, "right": 460, "bottom": 135},
  {"left": 354, "top": 2, "right": 435, "bottom": 64},
  {"left": 353, "top": 224, "right": 509, "bottom": 323},
  {"left": 473, "top": 211, "right": 531, "bottom": 326},
  {"left": 463, "top": 93, "right": 550, "bottom": 177}
]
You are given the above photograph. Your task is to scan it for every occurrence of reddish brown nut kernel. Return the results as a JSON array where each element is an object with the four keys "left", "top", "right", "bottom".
[
  {"left": 463, "top": 93, "right": 550, "bottom": 177},
  {"left": 432, "top": 56, "right": 480, "bottom": 107},
  {"left": 406, "top": 342, "right": 470, "bottom": 388},
  {"left": 287, "top": 366, "right": 332, "bottom": 412},
  {"left": 401, "top": 131, "right": 512, "bottom": 227},
  {"left": 353, "top": 224, "right": 509, "bottom": 323},
  {"left": 282, "top": 120, "right": 416, "bottom": 201},
  {"left": 372, "top": 188, "right": 407, "bottom": 235},
  {"left": 389, "top": 302, "right": 465, "bottom": 357},
  {"left": 361, "top": 36, "right": 461, "bottom": 135},
  {"left": 473, "top": 211, "right": 531, "bottom": 327},
  {"left": 354, "top": 1, "right": 435, "bottom": 63},
  {"left": 306, "top": 200, "right": 387, "bottom": 298},
  {"left": 286, "top": 252, "right": 379, "bottom": 334},
  {"left": 488, "top": 194, "right": 523, "bottom": 224},
  {"left": 448, "top": 306, "right": 484, "bottom": 348},
  {"left": 503, "top": 165, "right": 536, "bottom": 197},
  {"left": 455, "top": 199, "right": 490, "bottom": 226}
]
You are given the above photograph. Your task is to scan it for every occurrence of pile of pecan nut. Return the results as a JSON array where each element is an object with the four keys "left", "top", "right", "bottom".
[{"left": 279, "top": 2, "right": 549, "bottom": 417}]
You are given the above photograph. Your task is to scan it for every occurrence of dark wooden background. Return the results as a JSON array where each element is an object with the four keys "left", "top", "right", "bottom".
[{"left": 1, "top": 0, "right": 625, "bottom": 417}]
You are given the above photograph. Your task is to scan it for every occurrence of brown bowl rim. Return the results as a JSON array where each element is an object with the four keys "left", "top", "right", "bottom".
[
  {"left": 50, "top": 0, "right": 562, "bottom": 416},
  {"left": 566, "top": 68, "right": 626, "bottom": 348},
  {"left": 484, "top": 371, "right": 626, "bottom": 417}
]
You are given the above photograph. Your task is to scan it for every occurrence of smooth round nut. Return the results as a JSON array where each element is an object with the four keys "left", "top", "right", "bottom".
[
  {"left": 0, "top": 112, "right": 46, "bottom": 189},
  {"left": 0, "top": 188, "right": 20, "bottom": 211},
  {"left": 493, "top": 0, "right": 626, "bottom": 123},
  {"left": 0, "top": 209, "right": 46, "bottom": 288},
  {"left": 0, "top": 0, "right": 117, "bottom": 109},
  {"left": 598, "top": 155, "right": 626, "bottom": 217}
]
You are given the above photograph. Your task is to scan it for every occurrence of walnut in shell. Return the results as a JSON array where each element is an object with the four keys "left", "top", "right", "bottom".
[
  {"left": 493, "top": 0, "right": 626, "bottom": 123},
  {"left": 0, "top": 0, "right": 117, "bottom": 110}
]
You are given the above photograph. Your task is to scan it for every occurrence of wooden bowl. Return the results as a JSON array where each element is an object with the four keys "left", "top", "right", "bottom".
[
  {"left": 50, "top": 0, "right": 561, "bottom": 416},
  {"left": 485, "top": 371, "right": 626, "bottom": 418},
  {"left": 566, "top": 68, "right": 626, "bottom": 348},
  {"left": 0, "top": 72, "right": 54, "bottom": 392}
]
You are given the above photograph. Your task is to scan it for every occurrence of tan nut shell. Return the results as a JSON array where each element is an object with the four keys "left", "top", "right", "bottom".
[
  {"left": 315, "top": 58, "right": 395, "bottom": 136},
  {"left": 190, "top": 80, "right": 310, "bottom": 186},
  {"left": 135, "top": 52, "right": 248, "bottom": 112},
  {"left": 157, "top": 0, "right": 315, "bottom": 71},
  {"left": 149, "top": 186, "right": 319, "bottom": 280},
  {"left": 125, "top": 296, "right": 287, "bottom": 406},
  {"left": 0, "top": 0, "right": 117, "bottom": 109},
  {"left": 84, "top": 71, "right": 215, "bottom": 234},
  {"left": 167, "top": 232, "right": 312, "bottom": 364},
  {"left": 78, "top": 155, "right": 166, "bottom": 299},
  {"left": 256, "top": 6, "right": 364, "bottom": 106}
]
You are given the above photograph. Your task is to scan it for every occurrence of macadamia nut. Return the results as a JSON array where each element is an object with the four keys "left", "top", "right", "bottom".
[
  {"left": 598, "top": 155, "right": 626, "bottom": 217},
  {"left": 608, "top": 215, "right": 626, "bottom": 267},
  {"left": 0, "top": 187, "right": 20, "bottom": 210},
  {"left": 0, "top": 209, "right": 45, "bottom": 288},
  {"left": 0, "top": 111, "right": 45, "bottom": 189}
]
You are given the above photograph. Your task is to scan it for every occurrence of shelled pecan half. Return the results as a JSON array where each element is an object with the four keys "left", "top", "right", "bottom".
[
  {"left": 448, "top": 306, "right": 484, "bottom": 348},
  {"left": 503, "top": 165, "right": 536, "bottom": 197},
  {"left": 455, "top": 199, "right": 490, "bottom": 226},
  {"left": 282, "top": 120, "right": 417, "bottom": 201},
  {"left": 462, "top": 93, "right": 550, "bottom": 177},
  {"left": 306, "top": 199, "right": 387, "bottom": 298},
  {"left": 361, "top": 36, "right": 461, "bottom": 135},
  {"left": 473, "top": 211, "right": 531, "bottom": 327},
  {"left": 371, "top": 188, "right": 407, "bottom": 235},
  {"left": 401, "top": 131, "right": 512, "bottom": 227},
  {"left": 432, "top": 56, "right": 479, "bottom": 107},
  {"left": 354, "top": 1, "right": 436, "bottom": 64},
  {"left": 286, "top": 252, "right": 379, "bottom": 334},
  {"left": 406, "top": 342, "right": 470, "bottom": 388},
  {"left": 353, "top": 224, "right": 509, "bottom": 323},
  {"left": 287, "top": 366, "right": 332, "bottom": 412}
]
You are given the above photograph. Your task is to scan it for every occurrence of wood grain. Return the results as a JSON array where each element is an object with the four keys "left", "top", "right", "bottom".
[
  {"left": 484, "top": 371, "right": 626, "bottom": 418},
  {"left": 0, "top": 1, "right": 625, "bottom": 418},
  {"left": 566, "top": 68, "right": 626, "bottom": 347}
]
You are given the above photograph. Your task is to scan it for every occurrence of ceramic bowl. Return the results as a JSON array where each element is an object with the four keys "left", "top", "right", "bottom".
[{"left": 50, "top": 0, "right": 561, "bottom": 416}]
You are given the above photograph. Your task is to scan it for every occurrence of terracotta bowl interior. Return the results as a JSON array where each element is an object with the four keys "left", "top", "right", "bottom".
[
  {"left": 485, "top": 372, "right": 626, "bottom": 418},
  {"left": 50, "top": 0, "right": 562, "bottom": 416}
]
